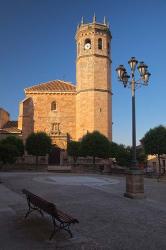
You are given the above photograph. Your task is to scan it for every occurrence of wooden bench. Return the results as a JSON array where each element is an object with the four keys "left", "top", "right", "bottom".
[{"left": 22, "top": 189, "right": 79, "bottom": 240}]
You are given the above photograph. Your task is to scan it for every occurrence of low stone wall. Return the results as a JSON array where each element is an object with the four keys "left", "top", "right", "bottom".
[
  {"left": 111, "top": 167, "right": 127, "bottom": 175},
  {"left": 0, "top": 154, "right": 48, "bottom": 171},
  {"left": 71, "top": 164, "right": 112, "bottom": 174},
  {"left": 68, "top": 156, "right": 112, "bottom": 166},
  {"left": 48, "top": 165, "right": 71, "bottom": 172},
  {"left": 0, "top": 163, "right": 47, "bottom": 171},
  {"left": 16, "top": 155, "right": 48, "bottom": 165}
]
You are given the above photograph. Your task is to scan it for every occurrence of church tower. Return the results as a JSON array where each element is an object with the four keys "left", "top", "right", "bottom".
[{"left": 75, "top": 16, "right": 112, "bottom": 140}]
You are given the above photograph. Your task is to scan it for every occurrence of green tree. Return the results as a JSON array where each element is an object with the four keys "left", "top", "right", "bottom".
[
  {"left": 109, "top": 142, "right": 147, "bottom": 168},
  {"left": 109, "top": 142, "right": 131, "bottom": 167},
  {"left": 80, "top": 131, "right": 110, "bottom": 164},
  {"left": 67, "top": 141, "right": 80, "bottom": 163},
  {"left": 141, "top": 125, "right": 166, "bottom": 175},
  {"left": 109, "top": 141, "right": 119, "bottom": 158},
  {"left": 0, "top": 143, "right": 19, "bottom": 164},
  {"left": 117, "top": 144, "right": 131, "bottom": 167},
  {"left": 136, "top": 147, "right": 147, "bottom": 165},
  {"left": 1, "top": 136, "right": 24, "bottom": 156},
  {"left": 25, "top": 132, "right": 52, "bottom": 166},
  {"left": 0, "top": 136, "right": 24, "bottom": 165}
]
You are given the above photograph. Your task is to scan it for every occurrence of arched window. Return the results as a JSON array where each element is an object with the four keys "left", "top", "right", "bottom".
[
  {"left": 51, "top": 101, "right": 56, "bottom": 111},
  {"left": 98, "top": 38, "right": 102, "bottom": 50}
]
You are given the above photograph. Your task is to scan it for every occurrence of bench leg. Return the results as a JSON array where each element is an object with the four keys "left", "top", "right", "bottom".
[
  {"left": 25, "top": 209, "right": 31, "bottom": 218},
  {"left": 25, "top": 198, "right": 44, "bottom": 218},
  {"left": 25, "top": 207, "right": 44, "bottom": 218},
  {"left": 49, "top": 217, "right": 60, "bottom": 240},
  {"left": 49, "top": 220, "right": 73, "bottom": 240},
  {"left": 25, "top": 198, "right": 31, "bottom": 218},
  {"left": 38, "top": 209, "right": 44, "bottom": 217},
  {"left": 61, "top": 223, "right": 73, "bottom": 238}
]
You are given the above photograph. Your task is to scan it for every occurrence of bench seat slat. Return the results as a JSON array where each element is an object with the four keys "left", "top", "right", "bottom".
[
  {"left": 57, "top": 209, "right": 78, "bottom": 224},
  {"left": 22, "top": 189, "right": 57, "bottom": 216}
]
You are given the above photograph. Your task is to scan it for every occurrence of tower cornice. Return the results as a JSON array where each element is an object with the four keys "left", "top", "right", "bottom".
[
  {"left": 76, "top": 54, "right": 112, "bottom": 63},
  {"left": 75, "top": 22, "right": 112, "bottom": 40},
  {"left": 76, "top": 88, "right": 112, "bottom": 95}
]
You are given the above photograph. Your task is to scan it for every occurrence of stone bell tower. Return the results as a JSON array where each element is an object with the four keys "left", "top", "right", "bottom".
[{"left": 75, "top": 16, "right": 112, "bottom": 140}]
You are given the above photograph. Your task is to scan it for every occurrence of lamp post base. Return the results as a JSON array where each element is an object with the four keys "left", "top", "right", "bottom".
[{"left": 124, "top": 169, "right": 145, "bottom": 199}]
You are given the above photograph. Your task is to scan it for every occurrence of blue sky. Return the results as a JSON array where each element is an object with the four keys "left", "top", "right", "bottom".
[{"left": 0, "top": 0, "right": 165, "bottom": 145}]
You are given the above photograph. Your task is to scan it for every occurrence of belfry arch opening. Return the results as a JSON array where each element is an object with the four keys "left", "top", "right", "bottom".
[
  {"left": 107, "top": 42, "right": 110, "bottom": 54},
  {"left": 98, "top": 38, "right": 102, "bottom": 50}
]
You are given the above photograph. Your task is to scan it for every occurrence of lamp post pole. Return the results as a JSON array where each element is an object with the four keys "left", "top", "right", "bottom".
[
  {"left": 131, "top": 73, "right": 137, "bottom": 170},
  {"left": 116, "top": 57, "right": 151, "bottom": 198}
]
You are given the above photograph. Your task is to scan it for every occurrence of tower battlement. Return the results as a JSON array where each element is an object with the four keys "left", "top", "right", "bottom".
[{"left": 76, "top": 24, "right": 111, "bottom": 40}]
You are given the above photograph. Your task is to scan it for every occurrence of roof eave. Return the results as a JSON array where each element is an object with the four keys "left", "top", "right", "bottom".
[{"left": 25, "top": 91, "right": 76, "bottom": 94}]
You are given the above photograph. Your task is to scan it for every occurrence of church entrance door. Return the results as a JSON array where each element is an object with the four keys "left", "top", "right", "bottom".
[{"left": 48, "top": 146, "right": 61, "bottom": 165}]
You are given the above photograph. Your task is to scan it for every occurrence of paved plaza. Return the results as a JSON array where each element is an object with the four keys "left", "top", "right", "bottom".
[{"left": 0, "top": 172, "right": 166, "bottom": 250}]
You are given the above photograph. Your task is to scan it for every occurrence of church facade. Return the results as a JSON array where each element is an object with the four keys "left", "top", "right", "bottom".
[
  {"left": 18, "top": 80, "right": 76, "bottom": 149},
  {"left": 0, "top": 17, "right": 112, "bottom": 163}
]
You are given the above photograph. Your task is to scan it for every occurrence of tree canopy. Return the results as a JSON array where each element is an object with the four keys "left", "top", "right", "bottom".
[
  {"left": 0, "top": 143, "right": 18, "bottom": 164},
  {"left": 109, "top": 142, "right": 132, "bottom": 167},
  {"left": 136, "top": 147, "right": 147, "bottom": 164},
  {"left": 25, "top": 132, "right": 52, "bottom": 165},
  {"left": 67, "top": 141, "right": 81, "bottom": 163},
  {"left": 0, "top": 136, "right": 24, "bottom": 164},
  {"left": 141, "top": 125, "right": 166, "bottom": 156},
  {"left": 80, "top": 131, "right": 110, "bottom": 163},
  {"left": 141, "top": 125, "right": 166, "bottom": 174},
  {"left": 1, "top": 136, "right": 24, "bottom": 156}
]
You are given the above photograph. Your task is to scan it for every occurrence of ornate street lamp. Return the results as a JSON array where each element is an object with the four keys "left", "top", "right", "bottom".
[{"left": 116, "top": 57, "right": 151, "bottom": 198}]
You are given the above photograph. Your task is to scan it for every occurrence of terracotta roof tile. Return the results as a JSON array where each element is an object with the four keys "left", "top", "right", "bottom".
[
  {"left": 25, "top": 80, "right": 76, "bottom": 93},
  {"left": 0, "top": 121, "right": 21, "bottom": 134}
]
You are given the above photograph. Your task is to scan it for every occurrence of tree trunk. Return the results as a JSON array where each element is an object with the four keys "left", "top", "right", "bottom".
[
  {"left": 73, "top": 156, "right": 77, "bottom": 164},
  {"left": 93, "top": 156, "right": 95, "bottom": 165},
  {"left": 158, "top": 154, "right": 161, "bottom": 176}
]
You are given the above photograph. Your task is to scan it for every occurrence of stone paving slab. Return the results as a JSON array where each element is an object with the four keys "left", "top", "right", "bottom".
[
  {"left": 0, "top": 185, "right": 24, "bottom": 207},
  {"left": 0, "top": 172, "right": 166, "bottom": 250}
]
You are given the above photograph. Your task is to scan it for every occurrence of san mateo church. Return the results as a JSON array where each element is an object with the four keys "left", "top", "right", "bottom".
[{"left": 0, "top": 16, "right": 112, "bottom": 165}]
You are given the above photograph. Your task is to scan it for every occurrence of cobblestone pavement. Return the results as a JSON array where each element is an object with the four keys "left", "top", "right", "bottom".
[{"left": 0, "top": 172, "right": 166, "bottom": 250}]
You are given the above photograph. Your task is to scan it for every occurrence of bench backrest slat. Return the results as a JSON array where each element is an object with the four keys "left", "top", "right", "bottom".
[{"left": 22, "top": 189, "right": 58, "bottom": 216}]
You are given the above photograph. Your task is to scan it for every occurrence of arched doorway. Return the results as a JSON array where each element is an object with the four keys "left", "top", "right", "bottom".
[{"left": 48, "top": 146, "right": 61, "bottom": 165}]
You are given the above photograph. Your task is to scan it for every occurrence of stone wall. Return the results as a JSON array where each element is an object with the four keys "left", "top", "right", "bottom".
[
  {"left": 76, "top": 90, "right": 112, "bottom": 140},
  {"left": 0, "top": 108, "right": 10, "bottom": 128},
  {"left": 16, "top": 154, "right": 48, "bottom": 165},
  {"left": 19, "top": 92, "right": 76, "bottom": 148},
  {"left": 18, "top": 97, "right": 34, "bottom": 141}
]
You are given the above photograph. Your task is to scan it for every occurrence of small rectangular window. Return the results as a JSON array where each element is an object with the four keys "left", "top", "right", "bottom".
[{"left": 51, "top": 101, "right": 56, "bottom": 111}]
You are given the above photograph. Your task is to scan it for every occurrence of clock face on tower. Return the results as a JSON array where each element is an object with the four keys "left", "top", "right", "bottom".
[{"left": 84, "top": 43, "right": 91, "bottom": 50}]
